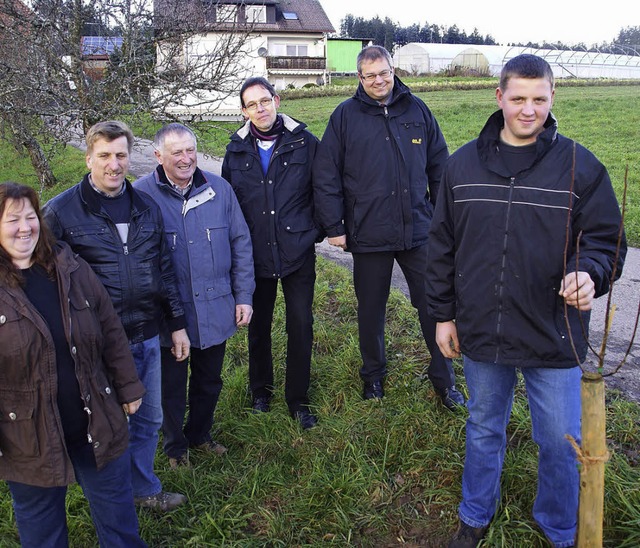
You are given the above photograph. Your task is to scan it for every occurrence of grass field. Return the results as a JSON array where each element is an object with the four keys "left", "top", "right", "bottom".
[
  {"left": 0, "top": 258, "right": 638, "bottom": 546},
  {"left": 0, "top": 83, "right": 639, "bottom": 546},
  {"left": 1, "top": 84, "right": 638, "bottom": 244}
]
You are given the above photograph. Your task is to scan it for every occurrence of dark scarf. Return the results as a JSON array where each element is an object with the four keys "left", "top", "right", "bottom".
[{"left": 249, "top": 114, "right": 284, "bottom": 142}]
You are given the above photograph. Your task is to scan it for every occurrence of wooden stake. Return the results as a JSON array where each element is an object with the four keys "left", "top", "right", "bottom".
[{"left": 576, "top": 372, "right": 608, "bottom": 548}]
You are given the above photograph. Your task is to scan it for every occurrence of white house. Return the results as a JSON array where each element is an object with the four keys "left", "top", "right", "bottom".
[{"left": 153, "top": 0, "right": 335, "bottom": 119}]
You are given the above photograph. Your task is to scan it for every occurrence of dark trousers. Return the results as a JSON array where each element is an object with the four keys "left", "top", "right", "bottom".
[
  {"left": 160, "top": 343, "right": 226, "bottom": 459},
  {"left": 352, "top": 244, "right": 455, "bottom": 389},
  {"left": 248, "top": 252, "right": 316, "bottom": 413}
]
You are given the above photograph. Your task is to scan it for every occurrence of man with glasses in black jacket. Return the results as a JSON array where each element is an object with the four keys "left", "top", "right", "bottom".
[{"left": 313, "top": 46, "right": 464, "bottom": 409}]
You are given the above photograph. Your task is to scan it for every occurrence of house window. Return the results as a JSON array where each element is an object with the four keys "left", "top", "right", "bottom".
[
  {"left": 216, "top": 5, "right": 237, "bottom": 23},
  {"left": 285, "top": 44, "right": 308, "bottom": 56},
  {"left": 245, "top": 5, "right": 266, "bottom": 23}
]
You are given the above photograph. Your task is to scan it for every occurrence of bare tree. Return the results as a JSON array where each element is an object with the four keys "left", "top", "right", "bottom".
[{"left": 0, "top": 0, "right": 254, "bottom": 187}]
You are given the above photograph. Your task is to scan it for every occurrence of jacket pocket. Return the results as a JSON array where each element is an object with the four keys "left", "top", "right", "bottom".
[
  {"left": 93, "top": 370, "right": 127, "bottom": 441},
  {"left": 349, "top": 195, "right": 396, "bottom": 247},
  {"left": 279, "top": 217, "right": 318, "bottom": 264},
  {"left": 0, "top": 308, "right": 32, "bottom": 386},
  {"left": 206, "top": 223, "right": 233, "bottom": 285},
  {"left": 0, "top": 389, "right": 40, "bottom": 457},
  {"left": 69, "top": 294, "right": 102, "bottom": 347}
]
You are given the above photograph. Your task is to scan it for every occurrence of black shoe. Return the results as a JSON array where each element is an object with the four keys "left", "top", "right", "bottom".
[
  {"left": 252, "top": 396, "right": 271, "bottom": 413},
  {"left": 292, "top": 409, "right": 318, "bottom": 430},
  {"left": 448, "top": 520, "right": 487, "bottom": 548},
  {"left": 436, "top": 386, "right": 466, "bottom": 411},
  {"left": 363, "top": 379, "right": 384, "bottom": 400}
]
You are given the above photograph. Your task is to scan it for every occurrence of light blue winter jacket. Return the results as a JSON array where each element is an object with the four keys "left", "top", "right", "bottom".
[{"left": 134, "top": 167, "right": 255, "bottom": 349}]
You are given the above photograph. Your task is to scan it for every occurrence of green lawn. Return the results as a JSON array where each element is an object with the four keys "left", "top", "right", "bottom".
[
  {"left": 0, "top": 84, "right": 639, "bottom": 546},
  {"left": 194, "top": 84, "right": 640, "bottom": 246},
  {"left": 1, "top": 84, "right": 638, "bottom": 244},
  {"left": 0, "top": 258, "right": 637, "bottom": 546}
]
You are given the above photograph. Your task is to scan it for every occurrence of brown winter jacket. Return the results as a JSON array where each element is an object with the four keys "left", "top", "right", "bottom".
[{"left": 0, "top": 243, "right": 145, "bottom": 487}]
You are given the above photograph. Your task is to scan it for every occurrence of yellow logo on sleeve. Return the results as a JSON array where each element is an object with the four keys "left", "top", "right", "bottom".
[{"left": 412, "top": 138, "right": 422, "bottom": 144}]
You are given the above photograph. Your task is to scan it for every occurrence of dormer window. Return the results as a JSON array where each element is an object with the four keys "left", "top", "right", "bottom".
[
  {"left": 216, "top": 4, "right": 237, "bottom": 23},
  {"left": 246, "top": 5, "right": 266, "bottom": 23}
]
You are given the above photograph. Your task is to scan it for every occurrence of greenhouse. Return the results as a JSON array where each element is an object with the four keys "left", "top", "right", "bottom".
[{"left": 393, "top": 43, "right": 640, "bottom": 79}]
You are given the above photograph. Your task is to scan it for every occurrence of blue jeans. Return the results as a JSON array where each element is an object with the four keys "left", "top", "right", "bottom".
[
  {"left": 460, "top": 357, "right": 581, "bottom": 548},
  {"left": 8, "top": 444, "right": 146, "bottom": 547},
  {"left": 129, "top": 335, "right": 163, "bottom": 497}
]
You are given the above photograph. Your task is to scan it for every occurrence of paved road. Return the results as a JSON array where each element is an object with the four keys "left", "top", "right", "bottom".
[{"left": 116, "top": 137, "right": 639, "bottom": 403}]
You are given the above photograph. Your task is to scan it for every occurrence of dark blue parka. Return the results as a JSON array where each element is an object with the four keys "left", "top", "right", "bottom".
[
  {"left": 313, "top": 76, "right": 449, "bottom": 253},
  {"left": 222, "top": 114, "right": 321, "bottom": 279}
]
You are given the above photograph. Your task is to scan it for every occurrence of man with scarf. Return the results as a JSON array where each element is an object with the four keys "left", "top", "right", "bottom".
[{"left": 222, "top": 77, "right": 321, "bottom": 429}]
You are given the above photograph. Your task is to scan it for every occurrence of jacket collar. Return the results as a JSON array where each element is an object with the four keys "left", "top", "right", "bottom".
[
  {"left": 154, "top": 165, "right": 208, "bottom": 193},
  {"left": 233, "top": 113, "right": 305, "bottom": 142},
  {"left": 354, "top": 75, "right": 411, "bottom": 112},
  {"left": 52, "top": 241, "right": 80, "bottom": 282},
  {"left": 79, "top": 173, "right": 149, "bottom": 215},
  {"left": 477, "top": 110, "right": 558, "bottom": 176}
]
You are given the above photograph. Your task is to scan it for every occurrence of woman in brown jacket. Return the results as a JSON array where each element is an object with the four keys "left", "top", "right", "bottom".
[{"left": 0, "top": 183, "right": 147, "bottom": 547}]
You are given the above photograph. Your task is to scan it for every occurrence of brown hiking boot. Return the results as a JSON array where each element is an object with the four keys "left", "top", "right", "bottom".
[
  {"left": 168, "top": 453, "right": 190, "bottom": 469},
  {"left": 192, "top": 440, "right": 227, "bottom": 455}
]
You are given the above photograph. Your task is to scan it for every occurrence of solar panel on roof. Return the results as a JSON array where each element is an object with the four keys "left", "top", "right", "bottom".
[{"left": 81, "top": 36, "right": 123, "bottom": 56}]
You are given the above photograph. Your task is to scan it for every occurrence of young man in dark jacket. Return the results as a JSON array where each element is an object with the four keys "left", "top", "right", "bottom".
[
  {"left": 313, "top": 45, "right": 464, "bottom": 409},
  {"left": 426, "top": 55, "right": 626, "bottom": 548},
  {"left": 135, "top": 123, "right": 254, "bottom": 467},
  {"left": 222, "top": 77, "right": 320, "bottom": 429},
  {"left": 43, "top": 121, "right": 190, "bottom": 512}
]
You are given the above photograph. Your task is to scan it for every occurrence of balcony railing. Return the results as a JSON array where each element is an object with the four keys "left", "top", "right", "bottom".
[{"left": 266, "top": 56, "right": 326, "bottom": 70}]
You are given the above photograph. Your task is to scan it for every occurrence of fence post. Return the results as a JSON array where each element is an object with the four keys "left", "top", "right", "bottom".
[{"left": 576, "top": 372, "right": 608, "bottom": 548}]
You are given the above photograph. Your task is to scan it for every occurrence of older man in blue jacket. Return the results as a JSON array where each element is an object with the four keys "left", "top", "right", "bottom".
[{"left": 135, "top": 123, "right": 254, "bottom": 468}]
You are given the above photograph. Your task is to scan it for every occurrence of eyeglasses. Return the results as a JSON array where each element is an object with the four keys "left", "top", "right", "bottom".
[
  {"left": 360, "top": 69, "right": 393, "bottom": 82},
  {"left": 244, "top": 97, "right": 274, "bottom": 111}
]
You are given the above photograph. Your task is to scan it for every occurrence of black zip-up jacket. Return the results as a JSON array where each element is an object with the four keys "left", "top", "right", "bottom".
[
  {"left": 313, "top": 76, "right": 449, "bottom": 253},
  {"left": 43, "top": 175, "right": 186, "bottom": 343},
  {"left": 426, "top": 111, "right": 626, "bottom": 367},
  {"left": 222, "top": 114, "right": 321, "bottom": 279}
]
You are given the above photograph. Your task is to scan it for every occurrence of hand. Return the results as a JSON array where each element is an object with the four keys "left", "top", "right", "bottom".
[
  {"left": 122, "top": 398, "right": 142, "bottom": 415},
  {"left": 171, "top": 328, "right": 190, "bottom": 361},
  {"left": 560, "top": 271, "right": 595, "bottom": 311},
  {"left": 328, "top": 235, "right": 347, "bottom": 250},
  {"left": 236, "top": 304, "right": 253, "bottom": 327},
  {"left": 436, "top": 321, "right": 461, "bottom": 359}
]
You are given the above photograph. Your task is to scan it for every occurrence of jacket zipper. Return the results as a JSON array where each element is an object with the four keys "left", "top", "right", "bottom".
[
  {"left": 383, "top": 105, "right": 407, "bottom": 246},
  {"left": 495, "top": 176, "right": 516, "bottom": 363}
]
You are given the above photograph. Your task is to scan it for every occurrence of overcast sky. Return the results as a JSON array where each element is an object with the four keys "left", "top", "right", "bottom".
[{"left": 321, "top": 0, "right": 636, "bottom": 47}]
